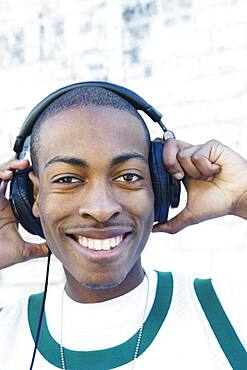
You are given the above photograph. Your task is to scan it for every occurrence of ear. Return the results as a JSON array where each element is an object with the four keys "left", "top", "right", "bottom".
[{"left": 28, "top": 171, "right": 40, "bottom": 218}]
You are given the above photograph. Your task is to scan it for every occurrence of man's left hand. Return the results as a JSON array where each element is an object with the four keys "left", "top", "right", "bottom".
[{"left": 153, "top": 139, "right": 247, "bottom": 233}]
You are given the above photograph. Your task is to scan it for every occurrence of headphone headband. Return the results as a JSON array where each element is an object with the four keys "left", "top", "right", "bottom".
[{"left": 14, "top": 81, "right": 165, "bottom": 154}]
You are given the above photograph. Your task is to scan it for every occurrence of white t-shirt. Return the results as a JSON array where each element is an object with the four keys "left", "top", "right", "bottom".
[{"left": 0, "top": 270, "right": 245, "bottom": 369}]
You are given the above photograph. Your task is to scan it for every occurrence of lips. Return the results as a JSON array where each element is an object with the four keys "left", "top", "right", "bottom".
[{"left": 64, "top": 226, "right": 132, "bottom": 253}]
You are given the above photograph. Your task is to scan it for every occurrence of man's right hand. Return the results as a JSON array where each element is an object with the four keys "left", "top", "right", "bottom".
[{"left": 0, "top": 158, "right": 48, "bottom": 269}]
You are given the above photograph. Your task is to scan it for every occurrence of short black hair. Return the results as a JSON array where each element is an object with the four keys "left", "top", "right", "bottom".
[{"left": 30, "top": 86, "right": 151, "bottom": 175}]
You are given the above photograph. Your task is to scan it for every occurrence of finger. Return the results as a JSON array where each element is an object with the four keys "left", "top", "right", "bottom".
[
  {"left": 0, "top": 169, "right": 13, "bottom": 181},
  {"left": 0, "top": 180, "right": 9, "bottom": 195},
  {"left": 177, "top": 146, "right": 205, "bottom": 179},
  {"left": 23, "top": 242, "right": 49, "bottom": 260},
  {"left": 190, "top": 144, "right": 221, "bottom": 177},
  {"left": 152, "top": 207, "right": 196, "bottom": 234},
  {"left": 8, "top": 159, "right": 30, "bottom": 170},
  {"left": 3, "top": 159, "right": 30, "bottom": 171},
  {"left": 163, "top": 139, "right": 191, "bottom": 180},
  {"left": 191, "top": 154, "right": 221, "bottom": 177},
  {"left": 0, "top": 159, "right": 30, "bottom": 182}
]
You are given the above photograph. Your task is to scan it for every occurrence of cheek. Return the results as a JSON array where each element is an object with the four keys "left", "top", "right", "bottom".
[
  {"left": 37, "top": 194, "right": 72, "bottom": 239},
  {"left": 134, "top": 187, "right": 155, "bottom": 235},
  {"left": 37, "top": 198, "right": 72, "bottom": 262},
  {"left": 122, "top": 187, "right": 154, "bottom": 225},
  {"left": 138, "top": 193, "right": 154, "bottom": 219},
  {"left": 39, "top": 190, "right": 76, "bottom": 219}
]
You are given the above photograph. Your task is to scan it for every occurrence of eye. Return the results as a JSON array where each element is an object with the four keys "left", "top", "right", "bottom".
[
  {"left": 114, "top": 173, "right": 142, "bottom": 183},
  {"left": 53, "top": 176, "right": 81, "bottom": 184}
]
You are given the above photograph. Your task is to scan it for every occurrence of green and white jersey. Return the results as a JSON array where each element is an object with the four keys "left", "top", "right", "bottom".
[{"left": 0, "top": 270, "right": 246, "bottom": 369}]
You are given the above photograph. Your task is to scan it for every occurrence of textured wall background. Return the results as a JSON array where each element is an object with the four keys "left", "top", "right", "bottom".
[{"left": 0, "top": 0, "right": 246, "bottom": 306}]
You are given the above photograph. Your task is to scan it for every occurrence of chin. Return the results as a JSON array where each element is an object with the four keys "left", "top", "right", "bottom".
[
  {"left": 82, "top": 280, "right": 121, "bottom": 290},
  {"left": 67, "top": 266, "right": 128, "bottom": 292},
  {"left": 81, "top": 270, "right": 127, "bottom": 290}
]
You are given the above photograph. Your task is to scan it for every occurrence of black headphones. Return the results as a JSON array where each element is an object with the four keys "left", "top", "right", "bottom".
[{"left": 9, "top": 81, "right": 181, "bottom": 239}]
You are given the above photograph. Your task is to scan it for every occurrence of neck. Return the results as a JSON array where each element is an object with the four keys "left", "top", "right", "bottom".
[{"left": 64, "top": 260, "right": 145, "bottom": 303}]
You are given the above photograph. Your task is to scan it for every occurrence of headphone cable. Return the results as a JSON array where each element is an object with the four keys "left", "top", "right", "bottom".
[{"left": 29, "top": 249, "right": 51, "bottom": 370}]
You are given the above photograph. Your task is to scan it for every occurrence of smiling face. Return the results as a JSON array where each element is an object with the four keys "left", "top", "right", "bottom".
[{"left": 30, "top": 106, "right": 154, "bottom": 302}]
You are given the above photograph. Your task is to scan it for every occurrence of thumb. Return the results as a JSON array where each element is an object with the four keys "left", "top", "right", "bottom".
[
  {"left": 23, "top": 242, "right": 50, "bottom": 261},
  {"left": 152, "top": 207, "right": 196, "bottom": 234}
]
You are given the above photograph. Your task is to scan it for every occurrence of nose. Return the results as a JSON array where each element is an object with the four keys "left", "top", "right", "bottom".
[{"left": 78, "top": 181, "right": 122, "bottom": 223}]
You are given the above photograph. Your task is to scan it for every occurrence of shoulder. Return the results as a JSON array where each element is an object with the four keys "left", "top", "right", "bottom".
[
  {"left": 0, "top": 290, "right": 45, "bottom": 329},
  {"left": 0, "top": 291, "right": 46, "bottom": 346},
  {"left": 0, "top": 294, "right": 30, "bottom": 324},
  {"left": 153, "top": 269, "right": 195, "bottom": 297},
  {"left": 0, "top": 295, "right": 30, "bottom": 351}
]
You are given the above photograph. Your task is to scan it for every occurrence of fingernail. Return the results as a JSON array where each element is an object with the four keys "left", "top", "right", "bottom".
[
  {"left": 174, "top": 172, "right": 183, "bottom": 180},
  {"left": 212, "top": 164, "right": 221, "bottom": 173},
  {"left": 206, "top": 176, "right": 214, "bottom": 182}
]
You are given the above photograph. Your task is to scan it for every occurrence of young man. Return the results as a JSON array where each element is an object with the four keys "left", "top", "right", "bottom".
[{"left": 0, "top": 86, "right": 246, "bottom": 369}]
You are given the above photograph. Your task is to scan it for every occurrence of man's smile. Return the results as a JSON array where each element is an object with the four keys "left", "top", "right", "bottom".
[
  {"left": 64, "top": 226, "right": 133, "bottom": 255},
  {"left": 65, "top": 233, "right": 133, "bottom": 263}
]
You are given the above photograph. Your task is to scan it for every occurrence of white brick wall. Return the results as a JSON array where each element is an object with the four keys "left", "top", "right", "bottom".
[{"left": 0, "top": 0, "right": 246, "bottom": 305}]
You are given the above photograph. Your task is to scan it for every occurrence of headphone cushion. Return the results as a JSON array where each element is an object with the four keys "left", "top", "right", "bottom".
[
  {"left": 149, "top": 141, "right": 170, "bottom": 223},
  {"left": 10, "top": 168, "right": 44, "bottom": 238}
]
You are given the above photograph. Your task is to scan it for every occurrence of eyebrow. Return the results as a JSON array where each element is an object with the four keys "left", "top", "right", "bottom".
[
  {"left": 110, "top": 152, "right": 148, "bottom": 167},
  {"left": 44, "top": 156, "right": 88, "bottom": 169},
  {"left": 44, "top": 152, "right": 148, "bottom": 170}
]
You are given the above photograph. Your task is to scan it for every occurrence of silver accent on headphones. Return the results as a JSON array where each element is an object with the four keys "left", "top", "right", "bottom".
[{"left": 163, "top": 130, "right": 175, "bottom": 140}]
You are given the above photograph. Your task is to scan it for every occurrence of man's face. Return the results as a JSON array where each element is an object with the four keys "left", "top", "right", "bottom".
[{"left": 32, "top": 106, "right": 154, "bottom": 291}]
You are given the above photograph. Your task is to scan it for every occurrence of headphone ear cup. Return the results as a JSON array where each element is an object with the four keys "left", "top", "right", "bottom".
[
  {"left": 9, "top": 167, "right": 44, "bottom": 239},
  {"left": 149, "top": 141, "right": 169, "bottom": 223},
  {"left": 149, "top": 141, "right": 181, "bottom": 224}
]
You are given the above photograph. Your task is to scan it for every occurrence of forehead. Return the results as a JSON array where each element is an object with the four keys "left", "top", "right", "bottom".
[{"left": 38, "top": 106, "right": 149, "bottom": 166}]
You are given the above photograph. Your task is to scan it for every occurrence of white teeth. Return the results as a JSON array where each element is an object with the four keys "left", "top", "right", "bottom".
[
  {"left": 82, "top": 236, "right": 88, "bottom": 247},
  {"left": 94, "top": 240, "right": 102, "bottom": 251},
  {"left": 110, "top": 238, "right": 116, "bottom": 248},
  {"left": 103, "top": 239, "right": 111, "bottom": 250},
  {"left": 77, "top": 235, "right": 123, "bottom": 251},
  {"left": 88, "top": 239, "right": 94, "bottom": 249}
]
